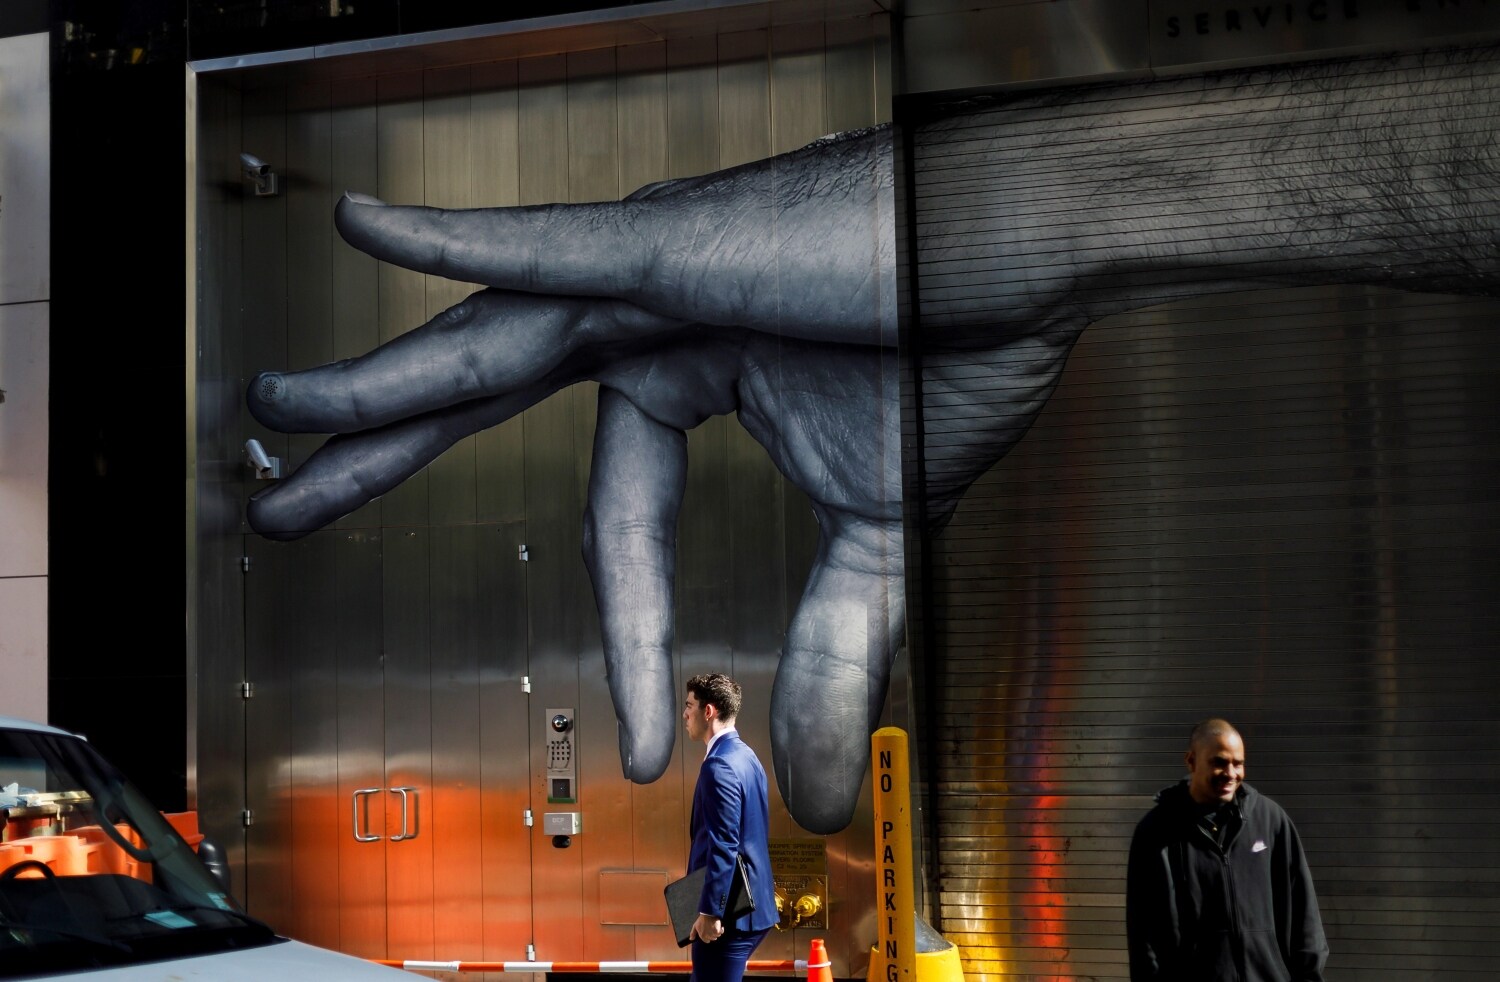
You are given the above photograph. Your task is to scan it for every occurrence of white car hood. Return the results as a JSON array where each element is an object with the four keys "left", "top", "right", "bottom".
[{"left": 24, "top": 938, "right": 411, "bottom": 980}]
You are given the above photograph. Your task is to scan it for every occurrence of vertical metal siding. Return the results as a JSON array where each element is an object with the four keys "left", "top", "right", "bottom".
[
  {"left": 907, "top": 47, "right": 1500, "bottom": 981},
  {"left": 198, "top": 19, "right": 895, "bottom": 973}
]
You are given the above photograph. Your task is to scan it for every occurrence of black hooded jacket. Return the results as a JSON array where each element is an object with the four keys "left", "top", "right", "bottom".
[{"left": 1126, "top": 781, "right": 1328, "bottom": 981}]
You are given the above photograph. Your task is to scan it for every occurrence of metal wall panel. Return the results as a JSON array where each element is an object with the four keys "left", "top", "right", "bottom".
[
  {"left": 899, "top": 0, "right": 1500, "bottom": 95},
  {"left": 470, "top": 61, "right": 529, "bottom": 529},
  {"left": 613, "top": 41, "right": 687, "bottom": 957},
  {"left": 906, "top": 45, "right": 1500, "bottom": 982},
  {"left": 567, "top": 45, "right": 628, "bottom": 965},
  {"left": 239, "top": 83, "right": 290, "bottom": 487},
  {"left": 717, "top": 28, "right": 785, "bottom": 811},
  {"left": 663, "top": 29, "right": 733, "bottom": 958},
  {"left": 715, "top": 27, "right": 807, "bottom": 964},
  {"left": 243, "top": 524, "right": 532, "bottom": 961},
  {"left": 243, "top": 533, "right": 328, "bottom": 936},
  {"left": 423, "top": 67, "right": 482, "bottom": 528},
  {"left": 188, "top": 75, "right": 249, "bottom": 893},
  {"left": 198, "top": 15, "right": 892, "bottom": 972},
  {"left": 514, "top": 50, "right": 589, "bottom": 965},
  {"left": 429, "top": 525, "right": 497, "bottom": 964},
  {"left": 331, "top": 531, "right": 387, "bottom": 959},
  {"left": 771, "top": 20, "right": 832, "bottom": 691},
  {"left": 285, "top": 531, "right": 343, "bottom": 949},
  {"left": 0, "top": 32, "right": 48, "bottom": 307},
  {"left": 329, "top": 77, "right": 384, "bottom": 531},
  {"left": 474, "top": 521, "right": 535, "bottom": 962},
  {"left": 245, "top": 530, "right": 389, "bottom": 955},
  {"left": 0, "top": 36, "right": 50, "bottom": 683},
  {"left": 285, "top": 81, "right": 335, "bottom": 484},
  {"left": 901, "top": 0, "right": 1150, "bottom": 95},
  {"left": 383, "top": 527, "right": 436, "bottom": 959},
  {"left": 375, "top": 71, "right": 430, "bottom": 528}
]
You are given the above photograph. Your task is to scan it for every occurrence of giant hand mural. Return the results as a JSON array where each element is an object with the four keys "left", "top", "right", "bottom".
[
  {"left": 248, "top": 127, "right": 900, "bottom": 835},
  {"left": 247, "top": 46, "right": 1500, "bottom": 834}
]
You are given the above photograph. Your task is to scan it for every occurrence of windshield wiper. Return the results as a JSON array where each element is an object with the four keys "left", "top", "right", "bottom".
[{"left": 0, "top": 915, "right": 130, "bottom": 953}]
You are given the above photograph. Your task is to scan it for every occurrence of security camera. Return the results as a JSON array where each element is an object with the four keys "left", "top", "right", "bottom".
[
  {"left": 245, "top": 438, "right": 282, "bottom": 480},
  {"left": 239, "top": 152, "right": 279, "bottom": 196}
]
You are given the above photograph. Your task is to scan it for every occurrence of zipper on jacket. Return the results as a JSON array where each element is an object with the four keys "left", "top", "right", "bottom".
[
  {"left": 1224, "top": 854, "right": 1246, "bottom": 982},
  {"left": 1196, "top": 822, "right": 1246, "bottom": 982}
]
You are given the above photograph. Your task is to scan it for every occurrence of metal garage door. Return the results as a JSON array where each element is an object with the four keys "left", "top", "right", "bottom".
[{"left": 904, "top": 43, "right": 1500, "bottom": 981}]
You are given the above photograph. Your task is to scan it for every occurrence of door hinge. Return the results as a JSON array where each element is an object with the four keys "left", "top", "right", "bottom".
[
  {"left": 526, "top": 944, "right": 536, "bottom": 962},
  {"left": 240, "top": 681, "right": 254, "bottom": 700},
  {"left": 524, "top": 808, "right": 534, "bottom": 827},
  {"left": 241, "top": 809, "right": 254, "bottom": 827},
  {"left": 240, "top": 556, "right": 252, "bottom": 573},
  {"left": 518, "top": 543, "right": 529, "bottom": 562},
  {"left": 522, "top": 675, "right": 531, "bottom": 694}
]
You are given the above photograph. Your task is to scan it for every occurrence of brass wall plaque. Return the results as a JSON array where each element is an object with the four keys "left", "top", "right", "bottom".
[
  {"left": 770, "top": 837, "right": 828, "bottom": 875},
  {"left": 770, "top": 838, "right": 829, "bottom": 930}
]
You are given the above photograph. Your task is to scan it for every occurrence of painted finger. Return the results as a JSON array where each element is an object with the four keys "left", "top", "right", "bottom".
[
  {"left": 770, "top": 515, "right": 906, "bottom": 833},
  {"left": 248, "top": 288, "right": 678, "bottom": 434},
  {"left": 582, "top": 387, "right": 688, "bottom": 783},
  {"left": 335, "top": 126, "right": 894, "bottom": 345},
  {"left": 336, "top": 191, "right": 655, "bottom": 307},
  {"left": 247, "top": 380, "right": 560, "bottom": 540}
]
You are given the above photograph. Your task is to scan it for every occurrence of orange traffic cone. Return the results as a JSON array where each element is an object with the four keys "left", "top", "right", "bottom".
[{"left": 807, "top": 938, "right": 833, "bottom": 982}]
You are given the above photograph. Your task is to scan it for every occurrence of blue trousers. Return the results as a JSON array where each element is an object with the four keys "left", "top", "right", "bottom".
[{"left": 689, "top": 925, "right": 771, "bottom": 982}]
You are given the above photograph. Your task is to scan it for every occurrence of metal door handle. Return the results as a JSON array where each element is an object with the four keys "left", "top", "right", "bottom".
[
  {"left": 352, "top": 788, "right": 382, "bottom": 842},
  {"left": 389, "top": 786, "right": 419, "bottom": 841}
]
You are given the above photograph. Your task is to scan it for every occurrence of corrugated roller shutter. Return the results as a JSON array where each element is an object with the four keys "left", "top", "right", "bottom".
[{"left": 906, "top": 45, "right": 1500, "bottom": 981}]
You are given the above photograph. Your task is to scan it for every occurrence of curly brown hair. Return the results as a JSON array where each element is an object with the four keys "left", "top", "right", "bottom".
[{"left": 686, "top": 673, "right": 742, "bottom": 721}]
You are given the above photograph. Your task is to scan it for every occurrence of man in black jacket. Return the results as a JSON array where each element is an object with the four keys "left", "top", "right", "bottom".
[{"left": 1127, "top": 719, "right": 1328, "bottom": 981}]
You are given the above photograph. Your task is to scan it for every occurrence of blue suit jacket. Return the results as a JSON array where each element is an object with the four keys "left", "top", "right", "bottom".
[{"left": 689, "top": 730, "right": 779, "bottom": 932}]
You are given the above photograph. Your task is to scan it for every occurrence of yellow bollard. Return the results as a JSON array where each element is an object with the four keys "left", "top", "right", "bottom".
[
  {"left": 867, "top": 917, "right": 964, "bottom": 982},
  {"left": 870, "top": 728, "right": 963, "bottom": 982}
]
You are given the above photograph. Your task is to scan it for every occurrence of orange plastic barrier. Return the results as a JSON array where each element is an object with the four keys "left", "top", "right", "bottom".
[
  {"left": 162, "top": 811, "right": 206, "bottom": 851},
  {"left": 0, "top": 835, "right": 98, "bottom": 877},
  {"left": 0, "top": 810, "right": 201, "bottom": 883},
  {"left": 71, "top": 824, "right": 148, "bottom": 880}
]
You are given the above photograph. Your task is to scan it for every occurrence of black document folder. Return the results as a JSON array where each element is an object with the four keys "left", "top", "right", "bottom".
[{"left": 664, "top": 857, "right": 756, "bottom": 947}]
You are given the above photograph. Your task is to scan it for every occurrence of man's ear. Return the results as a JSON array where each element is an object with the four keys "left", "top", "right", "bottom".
[
  {"left": 1184, "top": 749, "right": 1196, "bottom": 773},
  {"left": 703, "top": 703, "right": 719, "bottom": 721}
]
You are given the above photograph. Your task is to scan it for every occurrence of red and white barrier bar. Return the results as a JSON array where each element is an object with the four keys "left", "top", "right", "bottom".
[{"left": 376, "top": 959, "right": 805, "bottom": 974}]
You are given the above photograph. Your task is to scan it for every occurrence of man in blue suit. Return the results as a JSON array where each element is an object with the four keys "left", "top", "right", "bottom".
[{"left": 684, "top": 673, "right": 780, "bottom": 982}]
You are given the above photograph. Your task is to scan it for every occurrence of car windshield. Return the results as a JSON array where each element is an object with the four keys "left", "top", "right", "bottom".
[{"left": 0, "top": 726, "right": 275, "bottom": 976}]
